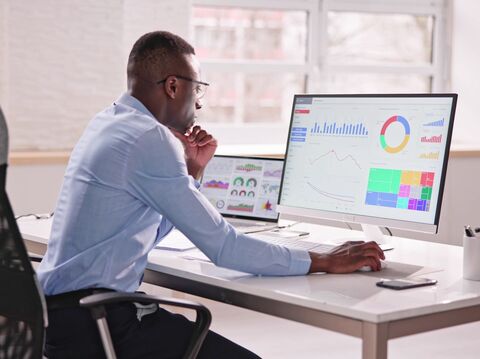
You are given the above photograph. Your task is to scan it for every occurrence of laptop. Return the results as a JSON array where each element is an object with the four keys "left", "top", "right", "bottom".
[{"left": 199, "top": 155, "right": 283, "bottom": 233}]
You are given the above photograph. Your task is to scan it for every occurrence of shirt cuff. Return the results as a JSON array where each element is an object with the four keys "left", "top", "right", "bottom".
[{"left": 287, "top": 248, "right": 312, "bottom": 275}]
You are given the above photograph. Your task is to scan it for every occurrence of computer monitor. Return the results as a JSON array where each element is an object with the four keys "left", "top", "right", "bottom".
[
  {"left": 278, "top": 94, "right": 457, "bottom": 242},
  {"left": 200, "top": 155, "right": 283, "bottom": 222}
]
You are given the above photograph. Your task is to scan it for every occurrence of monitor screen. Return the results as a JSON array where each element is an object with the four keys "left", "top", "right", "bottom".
[
  {"left": 200, "top": 155, "right": 284, "bottom": 222},
  {"left": 278, "top": 94, "right": 457, "bottom": 233}
]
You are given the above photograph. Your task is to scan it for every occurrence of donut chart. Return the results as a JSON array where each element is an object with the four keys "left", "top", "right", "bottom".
[{"left": 380, "top": 115, "right": 410, "bottom": 153}]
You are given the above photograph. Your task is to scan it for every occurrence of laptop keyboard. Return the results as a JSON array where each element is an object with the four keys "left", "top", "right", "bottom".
[
  {"left": 231, "top": 222, "right": 263, "bottom": 228},
  {"left": 260, "top": 237, "right": 334, "bottom": 253},
  {"left": 228, "top": 220, "right": 278, "bottom": 234}
]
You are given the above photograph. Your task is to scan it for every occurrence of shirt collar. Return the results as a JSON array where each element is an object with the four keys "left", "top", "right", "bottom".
[{"left": 115, "top": 93, "right": 156, "bottom": 119}]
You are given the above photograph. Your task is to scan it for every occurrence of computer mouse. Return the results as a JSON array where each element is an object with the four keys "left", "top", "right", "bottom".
[{"left": 357, "top": 260, "right": 387, "bottom": 272}]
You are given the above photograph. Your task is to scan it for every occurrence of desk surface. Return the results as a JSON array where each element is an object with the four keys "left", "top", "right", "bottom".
[{"left": 19, "top": 218, "right": 479, "bottom": 324}]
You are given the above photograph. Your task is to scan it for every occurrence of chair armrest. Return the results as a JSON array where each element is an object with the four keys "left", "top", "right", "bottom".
[
  {"left": 29, "top": 253, "right": 43, "bottom": 262},
  {"left": 80, "top": 291, "right": 208, "bottom": 312},
  {"left": 80, "top": 292, "right": 212, "bottom": 359}
]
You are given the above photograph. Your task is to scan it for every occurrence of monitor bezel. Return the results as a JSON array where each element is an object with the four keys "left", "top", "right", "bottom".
[
  {"left": 201, "top": 154, "right": 284, "bottom": 223},
  {"left": 277, "top": 93, "right": 458, "bottom": 234}
]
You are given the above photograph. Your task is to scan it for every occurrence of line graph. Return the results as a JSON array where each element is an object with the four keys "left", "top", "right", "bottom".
[
  {"left": 264, "top": 169, "right": 282, "bottom": 178},
  {"left": 307, "top": 182, "right": 355, "bottom": 203},
  {"left": 308, "top": 149, "right": 362, "bottom": 170}
]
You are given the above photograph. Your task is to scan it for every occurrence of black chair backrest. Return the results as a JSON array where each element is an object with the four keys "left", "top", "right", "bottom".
[
  {"left": 0, "top": 107, "right": 47, "bottom": 359},
  {"left": 0, "top": 106, "right": 7, "bottom": 189}
]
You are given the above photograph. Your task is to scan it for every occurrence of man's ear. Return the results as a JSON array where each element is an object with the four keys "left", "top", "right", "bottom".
[{"left": 164, "top": 77, "right": 177, "bottom": 99}]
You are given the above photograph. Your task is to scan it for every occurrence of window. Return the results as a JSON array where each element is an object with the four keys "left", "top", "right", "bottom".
[
  {"left": 0, "top": 0, "right": 451, "bottom": 151},
  {"left": 192, "top": 0, "right": 450, "bottom": 145},
  {"left": 192, "top": 3, "right": 311, "bottom": 142}
]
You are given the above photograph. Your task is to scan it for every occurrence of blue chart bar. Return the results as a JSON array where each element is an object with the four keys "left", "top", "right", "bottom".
[
  {"left": 292, "top": 127, "right": 307, "bottom": 132},
  {"left": 310, "top": 121, "right": 369, "bottom": 137},
  {"left": 423, "top": 118, "right": 445, "bottom": 127},
  {"left": 291, "top": 126, "right": 307, "bottom": 143}
]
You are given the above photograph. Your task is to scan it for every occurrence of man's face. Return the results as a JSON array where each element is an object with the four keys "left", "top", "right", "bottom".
[{"left": 165, "top": 54, "right": 203, "bottom": 134}]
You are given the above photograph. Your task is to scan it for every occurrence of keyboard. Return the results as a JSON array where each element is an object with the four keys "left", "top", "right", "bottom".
[{"left": 260, "top": 236, "right": 335, "bottom": 253}]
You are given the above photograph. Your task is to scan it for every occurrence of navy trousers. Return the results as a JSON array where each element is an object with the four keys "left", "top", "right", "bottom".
[{"left": 45, "top": 302, "right": 261, "bottom": 359}]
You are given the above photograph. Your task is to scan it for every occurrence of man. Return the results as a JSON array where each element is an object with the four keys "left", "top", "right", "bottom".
[{"left": 38, "top": 31, "right": 384, "bottom": 358}]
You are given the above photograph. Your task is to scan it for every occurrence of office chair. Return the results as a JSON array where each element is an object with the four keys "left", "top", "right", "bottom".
[
  {"left": 0, "top": 106, "right": 7, "bottom": 189},
  {"left": 0, "top": 107, "right": 211, "bottom": 359},
  {"left": 0, "top": 106, "right": 46, "bottom": 359}
]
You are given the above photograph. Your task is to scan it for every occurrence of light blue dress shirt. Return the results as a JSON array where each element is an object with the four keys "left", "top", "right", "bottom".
[{"left": 37, "top": 93, "right": 311, "bottom": 295}]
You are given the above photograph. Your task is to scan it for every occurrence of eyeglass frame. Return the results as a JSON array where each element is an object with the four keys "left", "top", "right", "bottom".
[{"left": 156, "top": 75, "right": 210, "bottom": 99}]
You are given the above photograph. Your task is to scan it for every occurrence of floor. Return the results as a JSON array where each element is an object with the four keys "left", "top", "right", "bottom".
[{"left": 140, "top": 282, "right": 480, "bottom": 359}]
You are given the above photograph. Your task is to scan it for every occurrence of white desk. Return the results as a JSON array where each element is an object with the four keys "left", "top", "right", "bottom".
[{"left": 19, "top": 218, "right": 480, "bottom": 359}]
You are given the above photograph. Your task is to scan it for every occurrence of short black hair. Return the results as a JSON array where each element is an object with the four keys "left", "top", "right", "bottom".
[{"left": 127, "top": 31, "right": 195, "bottom": 82}]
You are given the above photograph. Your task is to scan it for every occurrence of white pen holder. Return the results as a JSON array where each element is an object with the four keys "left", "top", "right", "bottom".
[{"left": 463, "top": 234, "right": 480, "bottom": 281}]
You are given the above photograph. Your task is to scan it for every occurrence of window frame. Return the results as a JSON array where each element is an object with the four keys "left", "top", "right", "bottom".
[{"left": 190, "top": 0, "right": 451, "bottom": 147}]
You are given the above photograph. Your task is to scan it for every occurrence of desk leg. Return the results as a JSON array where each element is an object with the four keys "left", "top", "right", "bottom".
[{"left": 362, "top": 322, "right": 388, "bottom": 359}]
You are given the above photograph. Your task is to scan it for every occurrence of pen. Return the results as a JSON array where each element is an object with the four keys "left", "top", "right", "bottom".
[
  {"left": 465, "top": 225, "right": 475, "bottom": 237},
  {"left": 276, "top": 221, "right": 301, "bottom": 229}
]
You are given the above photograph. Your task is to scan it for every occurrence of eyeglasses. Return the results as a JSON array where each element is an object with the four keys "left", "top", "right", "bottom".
[{"left": 157, "top": 75, "right": 210, "bottom": 100}]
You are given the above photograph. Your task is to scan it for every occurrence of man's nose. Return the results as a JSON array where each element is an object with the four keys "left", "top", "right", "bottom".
[{"left": 195, "top": 99, "right": 202, "bottom": 110}]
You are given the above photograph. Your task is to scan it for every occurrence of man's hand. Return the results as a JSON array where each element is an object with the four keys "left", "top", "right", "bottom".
[
  {"left": 308, "top": 241, "right": 385, "bottom": 274},
  {"left": 170, "top": 125, "right": 218, "bottom": 179}
]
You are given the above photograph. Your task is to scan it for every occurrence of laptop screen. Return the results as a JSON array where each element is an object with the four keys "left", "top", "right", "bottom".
[{"left": 199, "top": 155, "right": 284, "bottom": 222}]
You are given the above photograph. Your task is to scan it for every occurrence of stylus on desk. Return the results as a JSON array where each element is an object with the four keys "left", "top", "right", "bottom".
[
  {"left": 244, "top": 222, "right": 302, "bottom": 234},
  {"left": 269, "top": 228, "right": 310, "bottom": 237},
  {"left": 276, "top": 221, "right": 301, "bottom": 229}
]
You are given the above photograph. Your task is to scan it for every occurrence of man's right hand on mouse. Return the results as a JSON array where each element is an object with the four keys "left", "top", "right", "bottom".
[{"left": 308, "top": 241, "right": 385, "bottom": 274}]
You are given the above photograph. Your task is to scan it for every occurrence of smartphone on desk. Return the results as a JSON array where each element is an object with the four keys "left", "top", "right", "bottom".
[{"left": 376, "top": 277, "right": 437, "bottom": 290}]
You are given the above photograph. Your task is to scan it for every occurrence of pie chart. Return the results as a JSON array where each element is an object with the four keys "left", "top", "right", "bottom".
[{"left": 380, "top": 115, "right": 410, "bottom": 153}]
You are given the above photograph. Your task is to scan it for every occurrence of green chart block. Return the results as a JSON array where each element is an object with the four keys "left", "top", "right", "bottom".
[
  {"left": 367, "top": 168, "right": 402, "bottom": 193},
  {"left": 421, "top": 186, "right": 432, "bottom": 200}
]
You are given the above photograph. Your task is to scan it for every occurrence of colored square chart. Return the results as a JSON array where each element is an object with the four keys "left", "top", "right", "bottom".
[{"left": 365, "top": 168, "right": 435, "bottom": 212}]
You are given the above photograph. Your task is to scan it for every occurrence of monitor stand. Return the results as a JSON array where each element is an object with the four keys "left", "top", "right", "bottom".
[
  {"left": 334, "top": 224, "right": 394, "bottom": 251},
  {"left": 361, "top": 224, "right": 394, "bottom": 251}
]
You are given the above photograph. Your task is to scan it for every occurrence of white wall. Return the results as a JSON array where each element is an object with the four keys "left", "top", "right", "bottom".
[
  {"left": 451, "top": 1, "right": 480, "bottom": 144},
  {"left": 7, "top": 163, "right": 65, "bottom": 215},
  {"left": 0, "top": 0, "right": 190, "bottom": 151},
  {"left": 123, "top": 0, "right": 190, "bottom": 57},
  {"left": 0, "top": 0, "right": 8, "bottom": 108}
]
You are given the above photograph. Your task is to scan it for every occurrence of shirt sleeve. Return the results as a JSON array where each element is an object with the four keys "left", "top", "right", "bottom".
[{"left": 125, "top": 127, "right": 311, "bottom": 276}]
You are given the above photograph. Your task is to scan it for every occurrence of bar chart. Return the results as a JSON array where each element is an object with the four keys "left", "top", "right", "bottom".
[
  {"left": 420, "top": 134, "right": 442, "bottom": 143},
  {"left": 310, "top": 121, "right": 369, "bottom": 137},
  {"left": 423, "top": 118, "right": 444, "bottom": 127}
]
